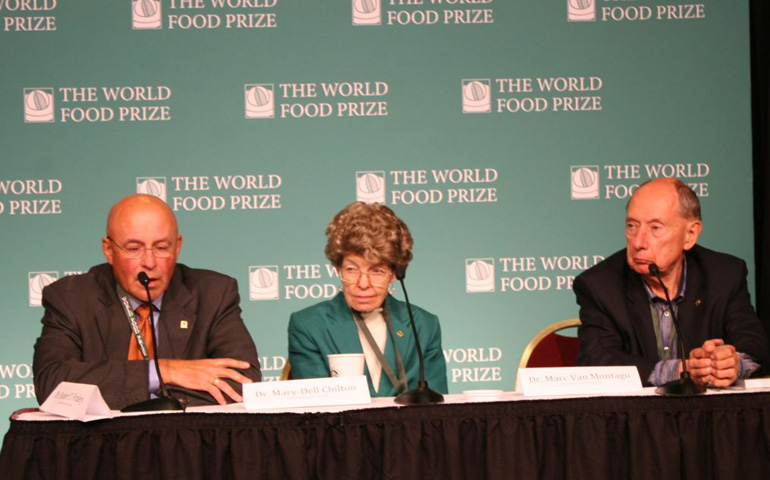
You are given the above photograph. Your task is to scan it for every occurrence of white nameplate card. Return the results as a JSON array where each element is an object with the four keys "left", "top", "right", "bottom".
[
  {"left": 243, "top": 376, "right": 371, "bottom": 410},
  {"left": 39, "top": 382, "right": 114, "bottom": 421},
  {"left": 519, "top": 366, "right": 642, "bottom": 397}
]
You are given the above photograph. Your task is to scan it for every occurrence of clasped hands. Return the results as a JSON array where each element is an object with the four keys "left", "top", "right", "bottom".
[
  {"left": 159, "top": 358, "right": 253, "bottom": 405},
  {"left": 686, "top": 339, "right": 740, "bottom": 387}
]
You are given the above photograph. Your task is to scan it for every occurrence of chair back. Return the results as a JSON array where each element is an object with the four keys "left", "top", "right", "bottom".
[
  {"left": 515, "top": 318, "right": 581, "bottom": 391},
  {"left": 280, "top": 360, "right": 292, "bottom": 381}
]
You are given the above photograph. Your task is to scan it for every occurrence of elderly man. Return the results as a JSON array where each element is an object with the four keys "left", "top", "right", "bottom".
[
  {"left": 574, "top": 178, "right": 769, "bottom": 387},
  {"left": 33, "top": 194, "right": 261, "bottom": 409}
]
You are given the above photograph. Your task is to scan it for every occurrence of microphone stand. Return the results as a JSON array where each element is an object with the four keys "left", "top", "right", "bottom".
[
  {"left": 649, "top": 264, "right": 705, "bottom": 395},
  {"left": 393, "top": 266, "right": 444, "bottom": 405},
  {"left": 122, "top": 272, "right": 185, "bottom": 412}
]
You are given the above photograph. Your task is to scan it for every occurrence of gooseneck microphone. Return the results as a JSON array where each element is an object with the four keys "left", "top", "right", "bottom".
[
  {"left": 648, "top": 263, "right": 705, "bottom": 395},
  {"left": 393, "top": 265, "right": 444, "bottom": 405},
  {"left": 121, "top": 272, "right": 185, "bottom": 412}
]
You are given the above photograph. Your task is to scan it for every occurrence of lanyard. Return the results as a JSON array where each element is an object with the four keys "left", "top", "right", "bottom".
[
  {"left": 116, "top": 284, "right": 151, "bottom": 361},
  {"left": 353, "top": 307, "right": 407, "bottom": 394}
]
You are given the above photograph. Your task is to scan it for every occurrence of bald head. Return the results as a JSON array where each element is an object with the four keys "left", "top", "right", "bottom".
[
  {"left": 106, "top": 194, "right": 178, "bottom": 239},
  {"left": 624, "top": 177, "right": 702, "bottom": 288},
  {"left": 102, "top": 194, "right": 182, "bottom": 300},
  {"left": 628, "top": 178, "right": 701, "bottom": 221}
]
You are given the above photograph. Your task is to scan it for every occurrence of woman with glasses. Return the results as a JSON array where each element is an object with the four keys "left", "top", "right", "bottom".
[{"left": 288, "top": 202, "right": 448, "bottom": 397}]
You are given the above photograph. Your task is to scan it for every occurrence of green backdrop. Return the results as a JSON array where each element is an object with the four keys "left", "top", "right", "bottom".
[{"left": 0, "top": 0, "right": 755, "bottom": 437}]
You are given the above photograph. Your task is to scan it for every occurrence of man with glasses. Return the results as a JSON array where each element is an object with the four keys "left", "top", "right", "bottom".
[
  {"left": 288, "top": 202, "right": 448, "bottom": 396},
  {"left": 33, "top": 194, "right": 261, "bottom": 409}
]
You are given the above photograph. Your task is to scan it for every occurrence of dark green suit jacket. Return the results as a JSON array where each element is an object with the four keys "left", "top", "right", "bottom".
[{"left": 288, "top": 292, "right": 448, "bottom": 396}]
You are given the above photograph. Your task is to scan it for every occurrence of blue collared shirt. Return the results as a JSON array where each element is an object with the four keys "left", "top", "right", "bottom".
[{"left": 643, "top": 260, "right": 757, "bottom": 386}]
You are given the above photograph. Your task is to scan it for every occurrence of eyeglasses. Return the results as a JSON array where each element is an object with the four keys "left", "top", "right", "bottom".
[
  {"left": 340, "top": 265, "right": 392, "bottom": 286},
  {"left": 106, "top": 236, "right": 175, "bottom": 259}
]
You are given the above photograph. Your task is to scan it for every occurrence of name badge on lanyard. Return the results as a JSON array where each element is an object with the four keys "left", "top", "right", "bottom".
[{"left": 116, "top": 284, "right": 152, "bottom": 360}]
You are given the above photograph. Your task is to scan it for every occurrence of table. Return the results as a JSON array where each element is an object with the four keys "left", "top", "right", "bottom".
[{"left": 2, "top": 390, "right": 770, "bottom": 480}]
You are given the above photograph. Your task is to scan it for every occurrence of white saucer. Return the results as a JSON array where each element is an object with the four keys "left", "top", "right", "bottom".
[{"left": 462, "top": 389, "right": 504, "bottom": 402}]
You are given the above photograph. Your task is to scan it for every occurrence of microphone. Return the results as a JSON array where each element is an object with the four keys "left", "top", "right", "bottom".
[
  {"left": 393, "top": 265, "right": 444, "bottom": 405},
  {"left": 121, "top": 272, "right": 185, "bottom": 412},
  {"left": 648, "top": 263, "right": 705, "bottom": 395}
]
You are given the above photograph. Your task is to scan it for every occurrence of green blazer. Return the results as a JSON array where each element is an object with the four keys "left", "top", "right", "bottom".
[{"left": 288, "top": 292, "right": 448, "bottom": 396}]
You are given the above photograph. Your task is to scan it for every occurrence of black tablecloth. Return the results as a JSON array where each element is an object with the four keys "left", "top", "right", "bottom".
[{"left": 2, "top": 392, "right": 770, "bottom": 480}]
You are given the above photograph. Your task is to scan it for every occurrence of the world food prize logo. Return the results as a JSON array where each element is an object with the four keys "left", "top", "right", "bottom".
[
  {"left": 352, "top": 0, "right": 381, "bottom": 26},
  {"left": 249, "top": 266, "right": 279, "bottom": 300},
  {"left": 462, "top": 79, "right": 491, "bottom": 114},
  {"left": 568, "top": 0, "right": 596, "bottom": 22},
  {"left": 132, "top": 0, "right": 162, "bottom": 30},
  {"left": 245, "top": 84, "right": 275, "bottom": 119},
  {"left": 356, "top": 171, "right": 386, "bottom": 204},
  {"left": 29, "top": 272, "right": 59, "bottom": 307},
  {"left": 24, "top": 88, "right": 55, "bottom": 123},
  {"left": 137, "top": 177, "right": 168, "bottom": 202},
  {"left": 570, "top": 166, "right": 600, "bottom": 200},
  {"left": 465, "top": 259, "right": 495, "bottom": 293}
]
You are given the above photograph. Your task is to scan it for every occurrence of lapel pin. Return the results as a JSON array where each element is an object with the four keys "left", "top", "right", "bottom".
[
  {"left": 694, "top": 299, "right": 702, "bottom": 307},
  {"left": 397, "top": 331, "right": 404, "bottom": 338},
  {"left": 180, "top": 320, "right": 188, "bottom": 329}
]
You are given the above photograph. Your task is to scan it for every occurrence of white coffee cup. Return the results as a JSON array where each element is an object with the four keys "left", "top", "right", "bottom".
[{"left": 328, "top": 353, "right": 365, "bottom": 377}]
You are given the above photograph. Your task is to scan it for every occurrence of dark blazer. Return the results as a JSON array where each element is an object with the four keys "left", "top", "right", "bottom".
[
  {"left": 574, "top": 245, "right": 770, "bottom": 384},
  {"left": 288, "top": 292, "right": 448, "bottom": 396},
  {"left": 33, "top": 263, "right": 261, "bottom": 409}
]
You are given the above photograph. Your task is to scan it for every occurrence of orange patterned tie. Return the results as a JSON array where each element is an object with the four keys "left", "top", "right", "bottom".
[{"left": 128, "top": 304, "right": 155, "bottom": 360}]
